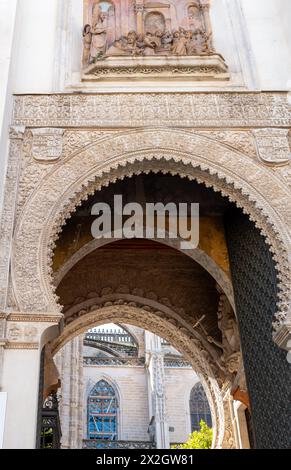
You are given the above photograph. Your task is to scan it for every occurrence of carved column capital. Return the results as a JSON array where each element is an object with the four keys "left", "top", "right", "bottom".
[{"left": 134, "top": 3, "right": 144, "bottom": 13}]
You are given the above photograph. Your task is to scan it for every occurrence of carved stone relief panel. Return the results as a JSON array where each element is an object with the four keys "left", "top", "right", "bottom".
[{"left": 81, "top": 0, "right": 229, "bottom": 81}]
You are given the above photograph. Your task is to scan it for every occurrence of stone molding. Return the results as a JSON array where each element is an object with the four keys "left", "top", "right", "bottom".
[
  {"left": 61, "top": 292, "right": 223, "bottom": 379},
  {"left": 6, "top": 313, "right": 63, "bottom": 323},
  {"left": 82, "top": 55, "right": 230, "bottom": 82},
  {"left": 1, "top": 314, "right": 63, "bottom": 350},
  {"left": 12, "top": 93, "right": 291, "bottom": 128},
  {"left": 5, "top": 342, "right": 39, "bottom": 350}
]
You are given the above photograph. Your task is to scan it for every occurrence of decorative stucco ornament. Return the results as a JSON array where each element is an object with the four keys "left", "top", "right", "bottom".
[{"left": 32, "top": 128, "right": 65, "bottom": 163}]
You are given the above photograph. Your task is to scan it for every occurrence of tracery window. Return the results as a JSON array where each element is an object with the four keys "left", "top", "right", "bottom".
[
  {"left": 190, "top": 383, "right": 212, "bottom": 432},
  {"left": 88, "top": 380, "right": 118, "bottom": 440}
]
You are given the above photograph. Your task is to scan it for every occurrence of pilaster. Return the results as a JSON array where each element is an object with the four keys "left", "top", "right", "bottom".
[
  {"left": 145, "top": 332, "right": 170, "bottom": 450},
  {"left": 0, "top": 312, "right": 62, "bottom": 449},
  {"left": 0, "top": 126, "right": 25, "bottom": 310},
  {"left": 58, "top": 335, "right": 84, "bottom": 449}
]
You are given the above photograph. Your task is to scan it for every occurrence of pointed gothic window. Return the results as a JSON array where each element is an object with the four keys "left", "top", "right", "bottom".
[
  {"left": 190, "top": 383, "right": 212, "bottom": 432},
  {"left": 88, "top": 380, "right": 118, "bottom": 440}
]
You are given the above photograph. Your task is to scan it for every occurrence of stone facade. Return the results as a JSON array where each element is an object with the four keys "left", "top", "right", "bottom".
[{"left": 0, "top": 0, "right": 290, "bottom": 450}]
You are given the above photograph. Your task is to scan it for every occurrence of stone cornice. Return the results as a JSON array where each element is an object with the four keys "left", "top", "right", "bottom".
[
  {"left": 5, "top": 342, "right": 39, "bottom": 350},
  {"left": 12, "top": 92, "right": 291, "bottom": 129},
  {"left": 6, "top": 313, "right": 63, "bottom": 323}
]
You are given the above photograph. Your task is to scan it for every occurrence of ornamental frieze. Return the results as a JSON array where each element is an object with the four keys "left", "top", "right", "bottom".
[{"left": 12, "top": 93, "right": 291, "bottom": 128}]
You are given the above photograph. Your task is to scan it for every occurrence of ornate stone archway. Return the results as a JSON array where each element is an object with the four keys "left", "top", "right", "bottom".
[
  {"left": 1, "top": 93, "right": 290, "bottom": 448},
  {"left": 11, "top": 128, "right": 291, "bottom": 340},
  {"left": 50, "top": 302, "right": 226, "bottom": 449}
]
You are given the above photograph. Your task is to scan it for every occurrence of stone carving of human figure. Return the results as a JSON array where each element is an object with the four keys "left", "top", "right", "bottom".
[
  {"left": 207, "top": 299, "right": 240, "bottom": 370},
  {"left": 188, "top": 6, "right": 202, "bottom": 30},
  {"left": 126, "top": 30, "right": 138, "bottom": 54},
  {"left": 161, "top": 30, "right": 173, "bottom": 51},
  {"left": 154, "top": 30, "right": 163, "bottom": 50},
  {"left": 172, "top": 30, "right": 188, "bottom": 56},
  {"left": 90, "top": 11, "right": 108, "bottom": 62},
  {"left": 193, "top": 29, "right": 212, "bottom": 54},
  {"left": 106, "top": 31, "right": 142, "bottom": 56},
  {"left": 136, "top": 34, "right": 146, "bottom": 53},
  {"left": 82, "top": 24, "right": 92, "bottom": 67},
  {"left": 219, "top": 311, "right": 240, "bottom": 356},
  {"left": 186, "top": 30, "right": 197, "bottom": 55},
  {"left": 143, "top": 32, "right": 157, "bottom": 56},
  {"left": 106, "top": 37, "right": 128, "bottom": 56}
]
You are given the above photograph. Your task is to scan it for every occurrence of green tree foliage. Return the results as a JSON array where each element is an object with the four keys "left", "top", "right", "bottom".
[{"left": 172, "top": 421, "right": 213, "bottom": 450}]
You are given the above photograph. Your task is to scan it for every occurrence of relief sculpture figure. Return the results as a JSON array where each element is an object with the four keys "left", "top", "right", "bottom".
[
  {"left": 90, "top": 10, "right": 108, "bottom": 62},
  {"left": 83, "top": 0, "right": 215, "bottom": 64},
  {"left": 83, "top": 24, "right": 92, "bottom": 66}
]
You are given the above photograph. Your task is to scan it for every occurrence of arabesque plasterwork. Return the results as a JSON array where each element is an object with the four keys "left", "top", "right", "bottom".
[
  {"left": 12, "top": 93, "right": 291, "bottom": 128},
  {"left": 0, "top": 91, "right": 290, "bottom": 450},
  {"left": 3, "top": 122, "right": 290, "bottom": 335}
]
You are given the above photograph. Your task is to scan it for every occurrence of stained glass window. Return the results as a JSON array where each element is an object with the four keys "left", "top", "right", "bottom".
[
  {"left": 190, "top": 383, "right": 212, "bottom": 432},
  {"left": 88, "top": 380, "right": 118, "bottom": 440}
]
